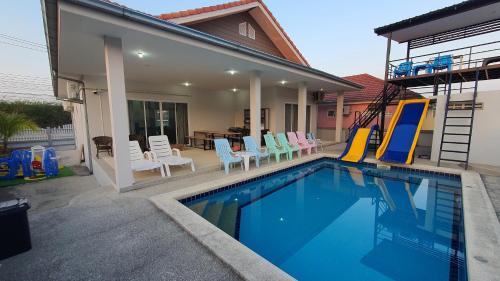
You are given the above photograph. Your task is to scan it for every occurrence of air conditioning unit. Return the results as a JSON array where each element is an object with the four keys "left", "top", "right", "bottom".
[
  {"left": 66, "top": 81, "right": 82, "bottom": 100},
  {"left": 343, "top": 105, "right": 351, "bottom": 115}
]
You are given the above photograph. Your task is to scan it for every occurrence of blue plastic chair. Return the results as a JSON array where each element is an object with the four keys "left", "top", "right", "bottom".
[
  {"left": 393, "top": 61, "right": 413, "bottom": 77},
  {"left": 243, "top": 136, "right": 270, "bottom": 168},
  {"left": 431, "top": 55, "right": 453, "bottom": 72},
  {"left": 214, "top": 138, "right": 243, "bottom": 174}
]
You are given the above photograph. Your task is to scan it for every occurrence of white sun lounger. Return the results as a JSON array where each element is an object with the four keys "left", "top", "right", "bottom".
[
  {"left": 148, "top": 135, "right": 195, "bottom": 177},
  {"left": 129, "top": 141, "right": 167, "bottom": 177}
]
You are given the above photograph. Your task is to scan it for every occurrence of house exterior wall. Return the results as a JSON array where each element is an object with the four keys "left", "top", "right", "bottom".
[
  {"left": 232, "top": 86, "right": 317, "bottom": 134},
  {"left": 187, "top": 11, "right": 285, "bottom": 59},
  {"left": 431, "top": 91, "right": 500, "bottom": 167},
  {"left": 316, "top": 103, "right": 397, "bottom": 141}
]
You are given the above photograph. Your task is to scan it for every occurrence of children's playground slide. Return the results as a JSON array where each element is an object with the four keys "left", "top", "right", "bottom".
[
  {"left": 339, "top": 124, "right": 379, "bottom": 163},
  {"left": 376, "top": 99, "right": 430, "bottom": 164}
]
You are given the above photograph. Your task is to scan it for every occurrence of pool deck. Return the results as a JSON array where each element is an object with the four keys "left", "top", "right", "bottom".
[{"left": 0, "top": 144, "right": 499, "bottom": 280}]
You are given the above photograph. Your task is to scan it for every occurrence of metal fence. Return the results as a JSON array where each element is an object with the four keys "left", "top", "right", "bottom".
[{"left": 7, "top": 124, "right": 76, "bottom": 150}]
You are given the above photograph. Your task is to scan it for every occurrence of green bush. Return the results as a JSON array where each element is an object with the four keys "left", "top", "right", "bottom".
[{"left": 0, "top": 101, "right": 71, "bottom": 128}]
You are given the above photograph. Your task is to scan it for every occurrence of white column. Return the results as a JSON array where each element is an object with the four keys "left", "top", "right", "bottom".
[
  {"left": 297, "top": 83, "right": 307, "bottom": 132},
  {"left": 249, "top": 71, "right": 261, "bottom": 146},
  {"left": 335, "top": 91, "right": 344, "bottom": 142},
  {"left": 104, "top": 37, "right": 134, "bottom": 190}
]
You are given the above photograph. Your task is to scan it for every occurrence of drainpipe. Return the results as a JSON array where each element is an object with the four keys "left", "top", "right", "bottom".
[{"left": 57, "top": 76, "right": 93, "bottom": 175}]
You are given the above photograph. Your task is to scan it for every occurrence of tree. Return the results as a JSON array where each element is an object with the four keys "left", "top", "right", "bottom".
[
  {"left": 0, "top": 111, "right": 38, "bottom": 152},
  {"left": 0, "top": 101, "right": 71, "bottom": 128}
]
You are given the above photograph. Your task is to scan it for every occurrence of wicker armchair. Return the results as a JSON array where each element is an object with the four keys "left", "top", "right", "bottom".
[{"left": 92, "top": 136, "right": 113, "bottom": 158}]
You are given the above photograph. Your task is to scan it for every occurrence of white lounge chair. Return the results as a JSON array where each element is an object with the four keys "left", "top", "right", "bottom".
[
  {"left": 129, "top": 141, "right": 167, "bottom": 177},
  {"left": 148, "top": 135, "right": 195, "bottom": 177}
]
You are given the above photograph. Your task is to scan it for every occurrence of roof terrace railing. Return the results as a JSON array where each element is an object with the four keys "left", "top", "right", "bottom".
[{"left": 387, "top": 40, "right": 500, "bottom": 80}]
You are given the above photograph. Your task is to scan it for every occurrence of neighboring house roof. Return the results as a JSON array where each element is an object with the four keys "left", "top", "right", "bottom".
[
  {"left": 156, "top": 0, "right": 309, "bottom": 66},
  {"left": 322, "top": 73, "right": 421, "bottom": 104}
]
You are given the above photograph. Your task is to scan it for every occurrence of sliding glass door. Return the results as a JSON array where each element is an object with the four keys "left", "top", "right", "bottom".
[
  {"left": 127, "top": 100, "right": 188, "bottom": 145},
  {"left": 285, "top": 104, "right": 311, "bottom": 133},
  {"left": 145, "top": 101, "right": 161, "bottom": 137},
  {"left": 161, "top": 102, "right": 176, "bottom": 144},
  {"left": 128, "top": 100, "right": 146, "bottom": 136}
]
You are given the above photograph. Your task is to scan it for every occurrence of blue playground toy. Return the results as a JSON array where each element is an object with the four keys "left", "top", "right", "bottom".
[
  {"left": 0, "top": 147, "right": 59, "bottom": 181},
  {"left": 393, "top": 61, "right": 413, "bottom": 77},
  {"left": 0, "top": 150, "right": 24, "bottom": 179}
]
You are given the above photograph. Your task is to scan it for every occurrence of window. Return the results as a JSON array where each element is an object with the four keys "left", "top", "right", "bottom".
[
  {"left": 248, "top": 24, "right": 255, "bottom": 40},
  {"left": 327, "top": 110, "right": 336, "bottom": 118},
  {"left": 239, "top": 22, "right": 247, "bottom": 36}
]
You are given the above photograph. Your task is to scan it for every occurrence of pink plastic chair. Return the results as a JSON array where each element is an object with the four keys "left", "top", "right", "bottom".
[
  {"left": 287, "top": 132, "right": 311, "bottom": 155},
  {"left": 297, "top": 131, "right": 317, "bottom": 153}
]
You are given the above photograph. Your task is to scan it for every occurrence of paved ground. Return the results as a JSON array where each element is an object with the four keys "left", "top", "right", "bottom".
[
  {"left": 482, "top": 175, "right": 500, "bottom": 221},
  {"left": 0, "top": 175, "right": 242, "bottom": 281}
]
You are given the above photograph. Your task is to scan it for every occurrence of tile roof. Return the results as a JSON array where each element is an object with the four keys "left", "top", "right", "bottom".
[
  {"left": 156, "top": 0, "right": 309, "bottom": 66},
  {"left": 323, "top": 73, "right": 420, "bottom": 103}
]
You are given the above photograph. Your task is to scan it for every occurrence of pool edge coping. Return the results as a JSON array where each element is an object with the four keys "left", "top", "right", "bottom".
[{"left": 150, "top": 153, "right": 500, "bottom": 281}]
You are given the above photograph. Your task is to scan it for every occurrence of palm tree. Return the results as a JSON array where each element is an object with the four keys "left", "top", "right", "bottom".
[{"left": 0, "top": 111, "right": 38, "bottom": 153}]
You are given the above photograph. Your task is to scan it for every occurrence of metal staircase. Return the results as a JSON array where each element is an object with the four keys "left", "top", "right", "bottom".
[
  {"left": 347, "top": 83, "right": 401, "bottom": 140},
  {"left": 437, "top": 70, "right": 479, "bottom": 169}
]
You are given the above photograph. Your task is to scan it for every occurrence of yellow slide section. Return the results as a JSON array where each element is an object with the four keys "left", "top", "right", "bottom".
[{"left": 341, "top": 128, "right": 372, "bottom": 163}]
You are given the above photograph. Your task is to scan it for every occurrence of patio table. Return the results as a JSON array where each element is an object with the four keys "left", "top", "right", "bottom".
[
  {"left": 193, "top": 130, "right": 242, "bottom": 150},
  {"left": 235, "top": 151, "right": 256, "bottom": 172}
]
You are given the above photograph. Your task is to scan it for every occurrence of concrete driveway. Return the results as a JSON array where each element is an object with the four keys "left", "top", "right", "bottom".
[{"left": 0, "top": 175, "right": 242, "bottom": 281}]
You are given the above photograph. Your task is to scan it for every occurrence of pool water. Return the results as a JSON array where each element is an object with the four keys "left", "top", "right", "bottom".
[{"left": 183, "top": 159, "right": 466, "bottom": 281}]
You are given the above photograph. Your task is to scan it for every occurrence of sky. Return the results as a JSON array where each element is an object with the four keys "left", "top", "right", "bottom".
[{"left": 0, "top": 0, "right": 496, "bottom": 100}]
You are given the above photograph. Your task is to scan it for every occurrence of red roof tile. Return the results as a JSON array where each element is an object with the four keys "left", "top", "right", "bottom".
[
  {"left": 156, "top": 0, "right": 309, "bottom": 66},
  {"left": 323, "top": 73, "right": 420, "bottom": 103}
]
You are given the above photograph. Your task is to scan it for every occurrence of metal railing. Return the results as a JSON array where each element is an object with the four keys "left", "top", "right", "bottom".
[{"left": 387, "top": 40, "right": 500, "bottom": 80}]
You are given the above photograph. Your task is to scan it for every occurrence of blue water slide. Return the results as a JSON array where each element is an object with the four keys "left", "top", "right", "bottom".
[{"left": 379, "top": 102, "right": 427, "bottom": 163}]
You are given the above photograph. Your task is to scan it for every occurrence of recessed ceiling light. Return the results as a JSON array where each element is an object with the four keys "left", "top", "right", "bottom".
[
  {"left": 226, "top": 69, "right": 238, "bottom": 75},
  {"left": 280, "top": 80, "right": 287, "bottom": 85},
  {"left": 231, "top": 88, "right": 238, "bottom": 92},
  {"left": 137, "top": 51, "right": 144, "bottom": 58},
  {"left": 182, "top": 82, "right": 191, "bottom": 87},
  {"left": 320, "top": 88, "right": 324, "bottom": 91}
]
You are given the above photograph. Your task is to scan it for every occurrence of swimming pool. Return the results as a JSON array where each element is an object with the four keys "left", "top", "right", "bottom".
[{"left": 182, "top": 159, "right": 466, "bottom": 281}]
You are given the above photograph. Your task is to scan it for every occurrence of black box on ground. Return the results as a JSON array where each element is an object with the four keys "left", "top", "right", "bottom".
[{"left": 0, "top": 198, "right": 31, "bottom": 260}]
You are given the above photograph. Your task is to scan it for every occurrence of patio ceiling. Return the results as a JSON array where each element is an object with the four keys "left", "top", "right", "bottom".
[{"left": 55, "top": 1, "right": 362, "bottom": 96}]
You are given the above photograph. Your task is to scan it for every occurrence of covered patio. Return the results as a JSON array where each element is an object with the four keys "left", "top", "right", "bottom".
[{"left": 45, "top": 0, "right": 361, "bottom": 191}]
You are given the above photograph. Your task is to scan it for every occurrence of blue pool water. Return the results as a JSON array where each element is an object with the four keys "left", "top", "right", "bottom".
[{"left": 183, "top": 159, "right": 466, "bottom": 281}]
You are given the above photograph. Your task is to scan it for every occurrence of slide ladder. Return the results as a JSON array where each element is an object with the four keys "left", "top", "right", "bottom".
[{"left": 437, "top": 70, "right": 479, "bottom": 169}]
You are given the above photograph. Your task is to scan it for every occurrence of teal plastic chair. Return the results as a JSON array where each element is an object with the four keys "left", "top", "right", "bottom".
[
  {"left": 243, "top": 136, "right": 270, "bottom": 167},
  {"left": 263, "top": 133, "right": 289, "bottom": 163},
  {"left": 276, "top": 133, "right": 301, "bottom": 160},
  {"left": 214, "top": 138, "right": 243, "bottom": 174}
]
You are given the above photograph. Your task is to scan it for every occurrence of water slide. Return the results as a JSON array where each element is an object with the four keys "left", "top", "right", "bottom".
[
  {"left": 339, "top": 124, "right": 379, "bottom": 163},
  {"left": 376, "top": 99, "right": 429, "bottom": 164}
]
